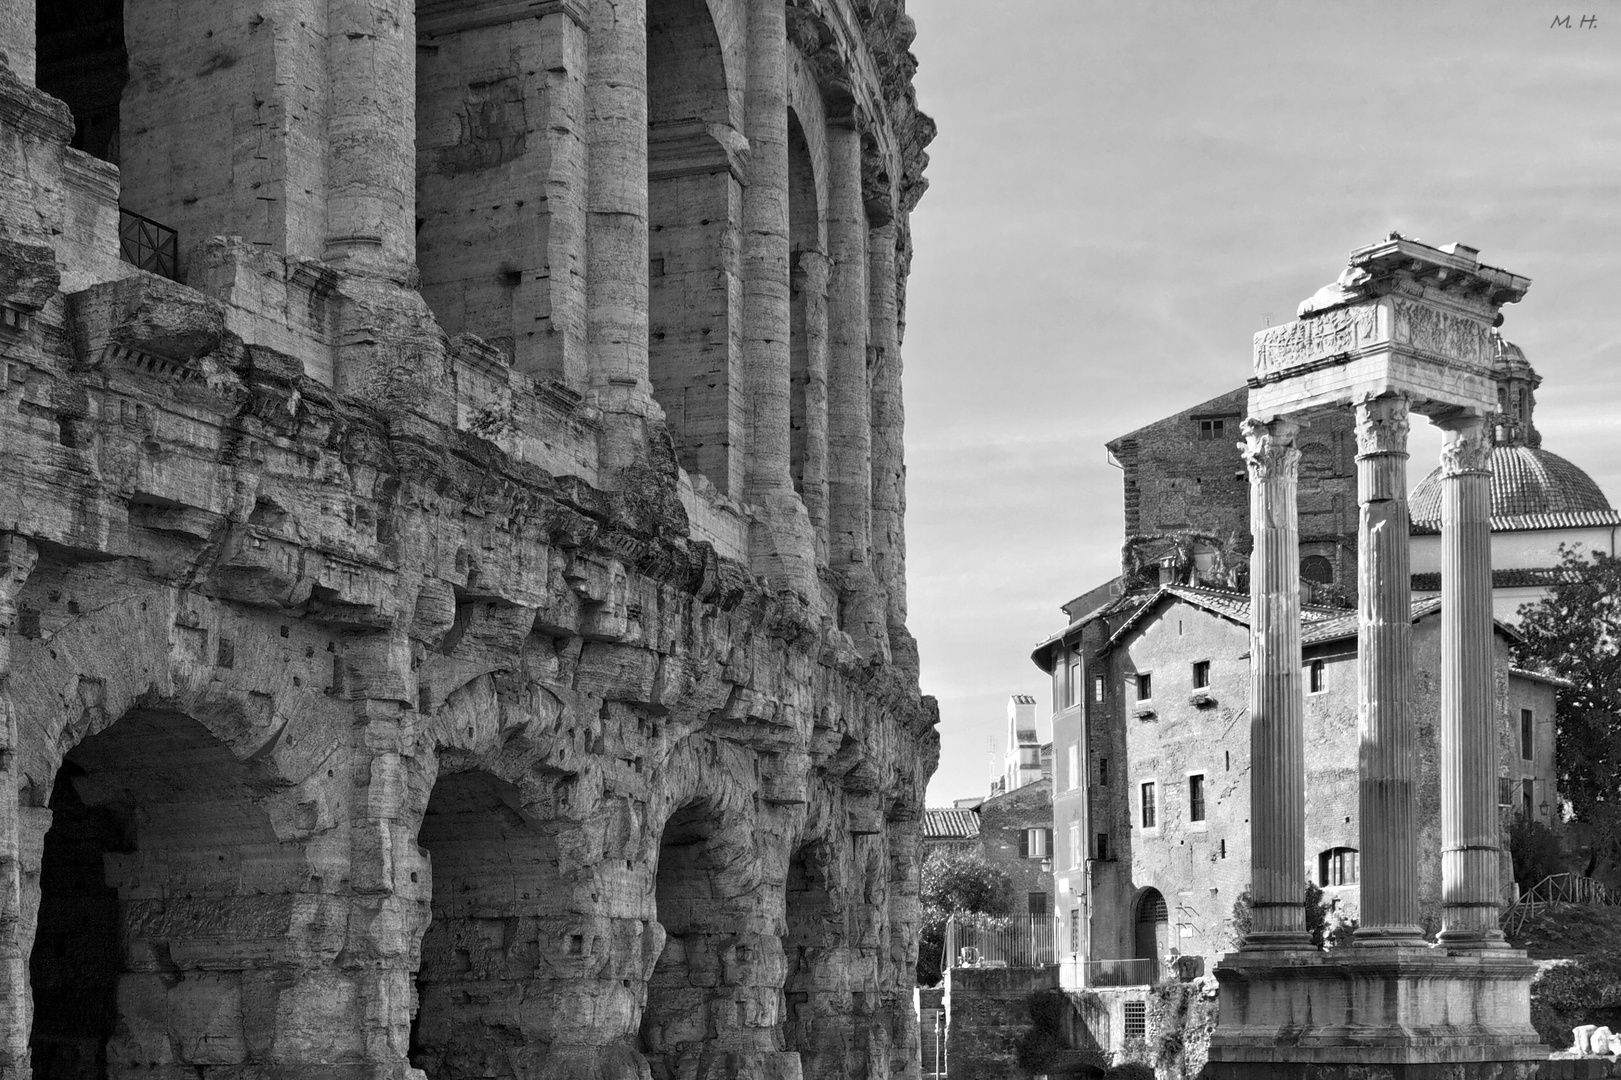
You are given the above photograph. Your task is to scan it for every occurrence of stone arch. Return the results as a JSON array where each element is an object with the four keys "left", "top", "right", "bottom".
[
  {"left": 1301, "top": 553, "right": 1335, "bottom": 585},
  {"left": 35, "top": 0, "right": 126, "bottom": 163},
  {"left": 26, "top": 705, "right": 294, "bottom": 1078},
  {"left": 408, "top": 764, "right": 565, "bottom": 1079},
  {"left": 1133, "top": 887, "right": 1171, "bottom": 978},
  {"left": 648, "top": 0, "right": 746, "bottom": 497}
]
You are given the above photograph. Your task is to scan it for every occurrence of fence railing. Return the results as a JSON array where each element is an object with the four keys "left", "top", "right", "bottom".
[
  {"left": 119, "top": 208, "right": 179, "bottom": 280},
  {"left": 1084, "top": 957, "right": 1156, "bottom": 987},
  {"left": 1501, "top": 872, "right": 1621, "bottom": 937},
  {"left": 943, "top": 913, "right": 1054, "bottom": 970}
]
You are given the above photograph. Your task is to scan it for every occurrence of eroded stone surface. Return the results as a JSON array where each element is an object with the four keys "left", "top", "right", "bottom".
[{"left": 0, "top": 0, "right": 936, "bottom": 1076}]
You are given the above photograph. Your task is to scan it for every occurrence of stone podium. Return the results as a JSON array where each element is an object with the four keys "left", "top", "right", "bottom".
[{"left": 1206, "top": 235, "right": 1548, "bottom": 1078}]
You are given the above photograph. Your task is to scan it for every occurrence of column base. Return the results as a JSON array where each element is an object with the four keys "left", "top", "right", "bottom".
[
  {"left": 1206, "top": 947, "right": 1547, "bottom": 1079},
  {"left": 1351, "top": 924, "right": 1430, "bottom": 948}
]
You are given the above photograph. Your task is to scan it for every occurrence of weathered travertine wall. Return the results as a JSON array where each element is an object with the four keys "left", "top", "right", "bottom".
[{"left": 0, "top": 0, "right": 936, "bottom": 1077}]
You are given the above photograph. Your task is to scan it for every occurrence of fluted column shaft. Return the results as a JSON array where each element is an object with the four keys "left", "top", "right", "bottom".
[
  {"left": 1352, "top": 394, "right": 1425, "bottom": 944},
  {"left": 585, "top": 0, "right": 649, "bottom": 402},
  {"left": 325, "top": 0, "right": 415, "bottom": 270},
  {"left": 869, "top": 221, "right": 907, "bottom": 631},
  {"left": 1436, "top": 413, "right": 1507, "bottom": 947},
  {"left": 1242, "top": 417, "right": 1310, "bottom": 948},
  {"left": 826, "top": 124, "right": 871, "bottom": 570},
  {"left": 742, "top": 0, "right": 793, "bottom": 498}
]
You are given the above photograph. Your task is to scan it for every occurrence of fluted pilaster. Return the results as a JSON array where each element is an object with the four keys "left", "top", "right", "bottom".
[
  {"left": 742, "top": 0, "right": 793, "bottom": 497},
  {"left": 325, "top": 0, "right": 416, "bottom": 271},
  {"left": 826, "top": 124, "right": 871, "bottom": 571},
  {"left": 1351, "top": 394, "right": 1425, "bottom": 945},
  {"left": 1242, "top": 417, "right": 1310, "bottom": 948},
  {"left": 585, "top": 0, "right": 649, "bottom": 403},
  {"left": 1435, "top": 413, "right": 1508, "bottom": 948}
]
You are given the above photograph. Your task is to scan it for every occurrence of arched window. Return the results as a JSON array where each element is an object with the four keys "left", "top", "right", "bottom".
[
  {"left": 1133, "top": 888, "right": 1170, "bottom": 979},
  {"left": 1301, "top": 554, "right": 1334, "bottom": 585},
  {"left": 1318, "top": 847, "right": 1359, "bottom": 887}
]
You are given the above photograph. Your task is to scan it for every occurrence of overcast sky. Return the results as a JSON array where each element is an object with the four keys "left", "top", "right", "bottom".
[{"left": 903, "top": 1, "right": 1621, "bottom": 805}]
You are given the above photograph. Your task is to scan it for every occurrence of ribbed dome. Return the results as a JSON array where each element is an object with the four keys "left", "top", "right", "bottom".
[{"left": 1410, "top": 444, "right": 1613, "bottom": 523}]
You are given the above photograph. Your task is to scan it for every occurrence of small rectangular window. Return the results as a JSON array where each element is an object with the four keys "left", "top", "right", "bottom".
[
  {"left": 1499, "top": 777, "right": 1513, "bottom": 807},
  {"left": 1135, "top": 672, "right": 1153, "bottom": 701},
  {"left": 1093, "top": 674, "right": 1105, "bottom": 702},
  {"left": 1124, "top": 1000, "right": 1147, "bottom": 1038},
  {"left": 1096, "top": 832, "right": 1110, "bottom": 861},
  {"left": 1219, "top": 838, "right": 1226, "bottom": 859},
  {"left": 1521, "top": 709, "right": 1534, "bottom": 761},
  {"left": 1188, "top": 774, "right": 1206, "bottom": 822},
  {"left": 1098, "top": 757, "right": 1110, "bottom": 787},
  {"left": 1067, "top": 743, "right": 1080, "bottom": 791},
  {"left": 1064, "top": 659, "right": 1079, "bottom": 709},
  {"left": 1318, "top": 847, "right": 1360, "bottom": 886},
  {"left": 1308, "top": 659, "right": 1326, "bottom": 694},
  {"left": 1028, "top": 891, "right": 1051, "bottom": 916},
  {"left": 1141, "top": 781, "right": 1157, "bottom": 829},
  {"left": 1192, "top": 660, "right": 1210, "bottom": 689},
  {"left": 1069, "top": 822, "right": 1082, "bottom": 867},
  {"left": 1196, "top": 418, "right": 1225, "bottom": 442},
  {"left": 1070, "top": 909, "right": 1081, "bottom": 953},
  {"left": 1023, "top": 828, "right": 1052, "bottom": 859}
]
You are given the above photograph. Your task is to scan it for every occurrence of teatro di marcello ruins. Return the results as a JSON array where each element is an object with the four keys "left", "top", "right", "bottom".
[{"left": 0, "top": 0, "right": 939, "bottom": 1077}]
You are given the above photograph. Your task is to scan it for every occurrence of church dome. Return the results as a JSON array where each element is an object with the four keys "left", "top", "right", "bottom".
[{"left": 1409, "top": 444, "right": 1613, "bottom": 523}]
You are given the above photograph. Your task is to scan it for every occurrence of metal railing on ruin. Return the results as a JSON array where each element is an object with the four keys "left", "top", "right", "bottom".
[
  {"left": 942, "top": 913, "right": 1055, "bottom": 971},
  {"left": 1083, "top": 957, "right": 1158, "bottom": 987},
  {"left": 1500, "top": 872, "right": 1621, "bottom": 937},
  {"left": 118, "top": 208, "right": 179, "bottom": 280}
]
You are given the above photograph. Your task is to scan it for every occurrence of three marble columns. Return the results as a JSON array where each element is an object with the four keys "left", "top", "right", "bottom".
[{"left": 1241, "top": 396, "right": 1506, "bottom": 951}]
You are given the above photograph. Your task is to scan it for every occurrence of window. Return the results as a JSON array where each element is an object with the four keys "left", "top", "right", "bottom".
[
  {"left": 1067, "top": 743, "right": 1080, "bottom": 791},
  {"left": 1224, "top": 750, "right": 1230, "bottom": 772},
  {"left": 1029, "top": 891, "right": 1051, "bottom": 917},
  {"left": 1196, "top": 418, "right": 1226, "bottom": 442},
  {"left": 1063, "top": 657, "right": 1079, "bottom": 709},
  {"left": 1135, "top": 672, "right": 1153, "bottom": 701},
  {"left": 1499, "top": 777, "right": 1513, "bottom": 807},
  {"left": 1308, "top": 659, "right": 1326, "bottom": 694},
  {"left": 1188, "top": 774, "right": 1206, "bottom": 822},
  {"left": 1140, "top": 781, "right": 1157, "bottom": 829},
  {"left": 1098, "top": 757, "right": 1110, "bottom": 787},
  {"left": 1022, "top": 828, "right": 1053, "bottom": 859},
  {"left": 1069, "top": 822, "right": 1082, "bottom": 867},
  {"left": 1219, "top": 838, "right": 1226, "bottom": 859},
  {"left": 1521, "top": 709, "right": 1534, "bottom": 761},
  {"left": 1301, "top": 554, "right": 1334, "bottom": 585},
  {"left": 1192, "top": 660, "right": 1210, "bottom": 689},
  {"left": 1095, "top": 832, "right": 1110, "bottom": 861},
  {"left": 1318, "top": 847, "right": 1359, "bottom": 887},
  {"left": 1523, "top": 779, "right": 1534, "bottom": 820},
  {"left": 1093, "top": 674, "right": 1105, "bottom": 702},
  {"left": 1070, "top": 909, "right": 1081, "bottom": 953},
  {"left": 1124, "top": 1000, "right": 1147, "bottom": 1038}
]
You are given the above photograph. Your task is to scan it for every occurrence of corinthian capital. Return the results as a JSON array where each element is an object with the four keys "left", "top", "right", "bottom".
[
  {"left": 1354, "top": 394, "right": 1411, "bottom": 457},
  {"left": 1437, "top": 413, "right": 1493, "bottom": 477},
  {"left": 1240, "top": 417, "right": 1300, "bottom": 483}
]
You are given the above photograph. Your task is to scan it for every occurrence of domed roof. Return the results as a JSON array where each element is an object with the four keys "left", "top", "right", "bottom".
[{"left": 1410, "top": 444, "right": 1613, "bottom": 523}]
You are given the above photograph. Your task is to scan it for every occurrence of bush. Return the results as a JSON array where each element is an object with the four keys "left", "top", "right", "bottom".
[
  {"left": 1509, "top": 816, "right": 1565, "bottom": 889},
  {"left": 1531, "top": 952, "right": 1621, "bottom": 1048}
]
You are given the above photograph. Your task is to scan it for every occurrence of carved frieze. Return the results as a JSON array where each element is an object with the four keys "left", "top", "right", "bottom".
[
  {"left": 1391, "top": 299, "right": 1492, "bottom": 368},
  {"left": 1254, "top": 303, "right": 1378, "bottom": 382}
]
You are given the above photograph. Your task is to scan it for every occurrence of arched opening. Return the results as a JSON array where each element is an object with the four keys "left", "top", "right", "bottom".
[
  {"left": 1301, "top": 554, "right": 1335, "bottom": 585},
  {"left": 787, "top": 112, "right": 827, "bottom": 537},
  {"left": 781, "top": 841, "right": 843, "bottom": 1079},
  {"left": 1133, "top": 888, "right": 1170, "bottom": 981},
  {"left": 410, "top": 767, "right": 561, "bottom": 1080},
  {"left": 36, "top": 0, "right": 127, "bottom": 163},
  {"left": 28, "top": 709, "right": 284, "bottom": 1077},
  {"left": 647, "top": 0, "right": 744, "bottom": 497}
]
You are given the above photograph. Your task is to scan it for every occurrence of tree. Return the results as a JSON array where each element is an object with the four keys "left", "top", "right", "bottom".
[
  {"left": 916, "top": 849, "right": 1014, "bottom": 986},
  {"left": 1512, "top": 546, "right": 1621, "bottom": 876}
]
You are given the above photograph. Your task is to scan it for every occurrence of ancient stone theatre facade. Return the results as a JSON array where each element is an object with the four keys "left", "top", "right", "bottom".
[{"left": 0, "top": 1, "right": 937, "bottom": 1078}]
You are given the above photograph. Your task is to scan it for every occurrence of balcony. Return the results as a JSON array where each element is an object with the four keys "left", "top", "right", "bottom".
[
  {"left": 943, "top": 913, "right": 1055, "bottom": 971},
  {"left": 118, "top": 208, "right": 178, "bottom": 280}
]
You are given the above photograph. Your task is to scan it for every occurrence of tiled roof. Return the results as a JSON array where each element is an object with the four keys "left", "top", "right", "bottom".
[
  {"left": 1410, "top": 509, "right": 1621, "bottom": 535},
  {"left": 923, "top": 808, "right": 980, "bottom": 841},
  {"left": 1410, "top": 445, "right": 1614, "bottom": 524},
  {"left": 1102, "top": 585, "right": 1344, "bottom": 652},
  {"left": 1300, "top": 597, "right": 1444, "bottom": 646},
  {"left": 1411, "top": 567, "right": 1584, "bottom": 591}
]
